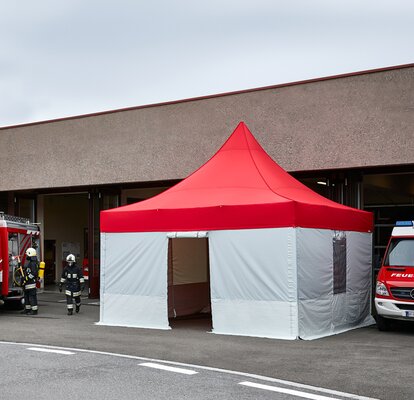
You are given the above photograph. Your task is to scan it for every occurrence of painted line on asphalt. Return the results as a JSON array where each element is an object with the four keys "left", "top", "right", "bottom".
[
  {"left": 27, "top": 347, "right": 75, "bottom": 355},
  {"left": 140, "top": 362, "right": 198, "bottom": 375},
  {"left": 240, "top": 381, "right": 344, "bottom": 400},
  {"left": 0, "top": 341, "right": 378, "bottom": 400}
]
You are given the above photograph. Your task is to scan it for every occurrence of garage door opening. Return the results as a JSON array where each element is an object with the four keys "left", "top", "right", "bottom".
[
  {"left": 43, "top": 193, "right": 88, "bottom": 290},
  {"left": 168, "top": 238, "right": 212, "bottom": 330}
]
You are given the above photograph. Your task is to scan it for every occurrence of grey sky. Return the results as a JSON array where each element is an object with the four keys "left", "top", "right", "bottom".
[{"left": 0, "top": 0, "right": 413, "bottom": 127}]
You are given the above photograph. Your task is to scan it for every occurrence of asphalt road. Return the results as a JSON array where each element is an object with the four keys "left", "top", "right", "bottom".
[
  {"left": 0, "top": 342, "right": 377, "bottom": 400},
  {"left": 0, "top": 291, "right": 413, "bottom": 400}
]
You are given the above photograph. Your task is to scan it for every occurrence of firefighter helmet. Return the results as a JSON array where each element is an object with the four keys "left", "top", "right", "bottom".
[
  {"left": 26, "top": 248, "right": 37, "bottom": 257},
  {"left": 66, "top": 254, "right": 76, "bottom": 263}
]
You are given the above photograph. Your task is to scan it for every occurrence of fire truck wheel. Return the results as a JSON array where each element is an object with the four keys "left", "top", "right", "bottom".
[
  {"left": 3, "top": 299, "right": 24, "bottom": 311},
  {"left": 375, "top": 315, "right": 391, "bottom": 332}
]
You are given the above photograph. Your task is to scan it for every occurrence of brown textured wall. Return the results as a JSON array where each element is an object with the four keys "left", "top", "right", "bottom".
[{"left": 0, "top": 66, "right": 413, "bottom": 191}]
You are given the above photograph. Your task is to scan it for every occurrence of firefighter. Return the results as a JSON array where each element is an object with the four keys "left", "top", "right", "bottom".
[
  {"left": 59, "top": 254, "right": 85, "bottom": 315},
  {"left": 19, "top": 247, "right": 39, "bottom": 315}
]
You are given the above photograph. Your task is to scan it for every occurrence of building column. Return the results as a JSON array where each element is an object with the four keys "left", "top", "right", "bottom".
[{"left": 88, "top": 192, "right": 100, "bottom": 299}]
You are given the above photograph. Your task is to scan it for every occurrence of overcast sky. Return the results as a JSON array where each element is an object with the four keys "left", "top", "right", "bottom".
[{"left": 1, "top": 0, "right": 413, "bottom": 127}]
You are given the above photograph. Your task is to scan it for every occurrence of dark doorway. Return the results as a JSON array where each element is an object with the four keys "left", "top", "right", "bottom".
[
  {"left": 168, "top": 238, "right": 212, "bottom": 330},
  {"left": 44, "top": 240, "right": 56, "bottom": 285}
]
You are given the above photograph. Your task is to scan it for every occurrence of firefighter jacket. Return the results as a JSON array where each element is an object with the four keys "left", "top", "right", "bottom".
[
  {"left": 20, "top": 257, "right": 39, "bottom": 290},
  {"left": 60, "top": 264, "right": 84, "bottom": 296}
]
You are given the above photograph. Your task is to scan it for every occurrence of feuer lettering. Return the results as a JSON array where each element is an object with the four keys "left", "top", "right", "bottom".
[{"left": 390, "top": 273, "right": 414, "bottom": 278}]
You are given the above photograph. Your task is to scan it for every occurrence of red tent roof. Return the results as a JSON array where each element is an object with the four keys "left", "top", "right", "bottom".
[{"left": 101, "top": 122, "right": 372, "bottom": 233}]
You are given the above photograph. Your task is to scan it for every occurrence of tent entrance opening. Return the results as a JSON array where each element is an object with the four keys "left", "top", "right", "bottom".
[{"left": 168, "top": 238, "right": 211, "bottom": 327}]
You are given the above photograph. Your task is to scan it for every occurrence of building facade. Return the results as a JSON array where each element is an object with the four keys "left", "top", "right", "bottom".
[{"left": 1, "top": 64, "right": 413, "bottom": 297}]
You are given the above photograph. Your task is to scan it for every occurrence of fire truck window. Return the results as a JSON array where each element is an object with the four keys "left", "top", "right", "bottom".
[
  {"left": 385, "top": 239, "right": 414, "bottom": 267},
  {"left": 8, "top": 233, "right": 19, "bottom": 258},
  {"left": 333, "top": 232, "right": 347, "bottom": 294}
]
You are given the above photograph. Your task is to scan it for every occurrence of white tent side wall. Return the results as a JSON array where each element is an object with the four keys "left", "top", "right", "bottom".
[
  {"left": 297, "top": 228, "right": 334, "bottom": 339},
  {"left": 209, "top": 228, "right": 298, "bottom": 340},
  {"left": 346, "top": 231, "right": 374, "bottom": 328},
  {"left": 297, "top": 228, "right": 373, "bottom": 340},
  {"left": 99, "top": 232, "right": 170, "bottom": 329}
]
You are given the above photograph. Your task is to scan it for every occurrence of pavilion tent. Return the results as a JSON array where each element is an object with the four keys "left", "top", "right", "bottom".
[{"left": 99, "top": 122, "right": 373, "bottom": 340}]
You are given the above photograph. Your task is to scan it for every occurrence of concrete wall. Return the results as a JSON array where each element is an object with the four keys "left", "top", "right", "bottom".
[{"left": 0, "top": 65, "right": 413, "bottom": 192}]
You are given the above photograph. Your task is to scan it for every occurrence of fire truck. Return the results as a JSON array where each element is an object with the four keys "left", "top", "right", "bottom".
[
  {"left": 0, "top": 213, "right": 42, "bottom": 309},
  {"left": 375, "top": 220, "right": 414, "bottom": 330}
]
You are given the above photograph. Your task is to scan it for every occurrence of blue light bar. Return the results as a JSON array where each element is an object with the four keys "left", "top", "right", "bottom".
[{"left": 396, "top": 221, "right": 414, "bottom": 226}]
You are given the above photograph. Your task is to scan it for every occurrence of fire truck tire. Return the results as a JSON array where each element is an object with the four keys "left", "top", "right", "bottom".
[
  {"left": 375, "top": 315, "right": 391, "bottom": 331},
  {"left": 3, "top": 299, "right": 24, "bottom": 311}
]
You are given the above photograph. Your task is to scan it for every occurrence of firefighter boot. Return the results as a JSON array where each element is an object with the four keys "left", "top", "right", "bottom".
[
  {"left": 67, "top": 309, "right": 73, "bottom": 316},
  {"left": 21, "top": 309, "right": 31, "bottom": 314},
  {"left": 28, "top": 310, "right": 38, "bottom": 315},
  {"left": 75, "top": 304, "right": 80, "bottom": 313}
]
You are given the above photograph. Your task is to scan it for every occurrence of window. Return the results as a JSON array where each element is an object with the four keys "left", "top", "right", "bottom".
[
  {"left": 18, "top": 197, "right": 35, "bottom": 222},
  {"left": 385, "top": 239, "right": 414, "bottom": 267},
  {"left": 333, "top": 232, "right": 347, "bottom": 294}
]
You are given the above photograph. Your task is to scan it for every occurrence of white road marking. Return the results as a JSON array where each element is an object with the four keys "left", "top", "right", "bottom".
[
  {"left": 140, "top": 362, "right": 198, "bottom": 375},
  {"left": 27, "top": 347, "right": 75, "bottom": 355},
  {"left": 240, "top": 381, "right": 343, "bottom": 400},
  {"left": 1, "top": 341, "right": 378, "bottom": 400}
]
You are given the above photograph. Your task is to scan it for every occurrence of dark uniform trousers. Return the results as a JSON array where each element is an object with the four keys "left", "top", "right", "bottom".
[
  {"left": 60, "top": 264, "right": 84, "bottom": 314},
  {"left": 22, "top": 259, "right": 39, "bottom": 313}
]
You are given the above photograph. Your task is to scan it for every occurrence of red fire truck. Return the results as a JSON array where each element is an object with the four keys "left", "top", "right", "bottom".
[
  {"left": 0, "top": 213, "right": 42, "bottom": 309},
  {"left": 375, "top": 220, "right": 414, "bottom": 330}
]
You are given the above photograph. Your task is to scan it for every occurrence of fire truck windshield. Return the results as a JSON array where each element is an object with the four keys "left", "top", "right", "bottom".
[{"left": 384, "top": 238, "right": 414, "bottom": 267}]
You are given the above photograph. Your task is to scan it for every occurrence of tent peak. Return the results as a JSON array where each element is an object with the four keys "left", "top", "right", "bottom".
[{"left": 217, "top": 121, "right": 264, "bottom": 154}]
